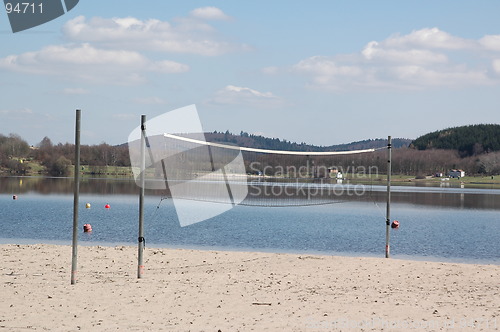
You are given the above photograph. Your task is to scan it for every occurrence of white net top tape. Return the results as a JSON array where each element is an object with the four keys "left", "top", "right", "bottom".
[{"left": 164, "top": 133, "right": 380, "bottom": 156}]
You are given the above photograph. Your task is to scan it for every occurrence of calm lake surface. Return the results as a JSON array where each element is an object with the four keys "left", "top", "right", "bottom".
[{"left": 1, "top": 176, "right": 499, "bottom": 264}]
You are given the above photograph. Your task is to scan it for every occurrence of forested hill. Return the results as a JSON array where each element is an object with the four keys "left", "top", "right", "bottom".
[
  {"left": 326, "top": 138, "right": 411, "bottom": 151},
  {"left": 206, "top": 131, "right": 412, "bottom": 152},
  {"left": 411, "top": 124, "right": 500, "bottom": 157}
]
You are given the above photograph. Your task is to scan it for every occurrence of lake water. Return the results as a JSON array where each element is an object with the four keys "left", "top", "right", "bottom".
[{"left": 1, "top": 176, "right": 499, "bottom": 264}]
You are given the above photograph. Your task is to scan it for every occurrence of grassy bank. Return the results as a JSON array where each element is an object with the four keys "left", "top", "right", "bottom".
[
  {"left": 346, "top": 174, "right": 500, "bottom": 186},
  {"left": 0, "top": 160, "right": 134, "bottom": 178}
]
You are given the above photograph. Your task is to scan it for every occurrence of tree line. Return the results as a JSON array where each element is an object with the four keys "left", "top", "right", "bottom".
[
  {"left": 1, "top": 131, "right": 499, "bottom": 177},
  {"left": 0, "top": 134, "right": 130, "bottom": 176}
]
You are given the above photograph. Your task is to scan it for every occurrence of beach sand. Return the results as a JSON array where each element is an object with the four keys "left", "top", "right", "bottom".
[{"left": 0, "top": 244, "right": 498, "bottom": 331}]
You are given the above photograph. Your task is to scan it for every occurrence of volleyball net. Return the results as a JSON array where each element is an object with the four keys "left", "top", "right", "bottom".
[
  {"left": 129, "top": 131, "right": 386, "bottom": 225},
  {"left": 127, "top": 105, "right": 390, "bottom": 226}
]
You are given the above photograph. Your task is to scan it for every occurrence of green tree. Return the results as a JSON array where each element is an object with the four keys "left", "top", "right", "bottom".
[{"left": 48, "top": 156, "right": 72, "bottom": 176}]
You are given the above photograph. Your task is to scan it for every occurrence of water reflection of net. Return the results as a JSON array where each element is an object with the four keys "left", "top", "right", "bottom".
[{"left": 130, "top": 133, "right": 383, "bottom": 207}]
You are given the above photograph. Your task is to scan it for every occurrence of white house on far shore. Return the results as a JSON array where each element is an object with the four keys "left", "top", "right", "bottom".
[
  {"left": 449, "top": 169, "right": 465, "bottom": 178},
  {"left": 328, "top": 168, "right": 343, "bottom": 179}
]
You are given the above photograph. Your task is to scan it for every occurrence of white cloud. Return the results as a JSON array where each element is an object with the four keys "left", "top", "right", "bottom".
[
  {"left": 479, "top": 35, "right": 500, "bottom": 51},
  {"left": 362, "top": 41, "right": 448, "bottom": 64},
  {"left": 293, "top": 56, "right": 364, "bottom": 88},
  {"left": 225, "top": 85, "right": 274, "bottom": 98},
  {"left": 209, "top": 85, "right": 285, "bottom": 108},
  {"left": 0, "top": 43, "right": 189, "bottom": 85},
  {"left": 62, "top": 15, "right": 246, "bottom": 56},
  {"left": 0, "top": 9, "right": 245, "bottom": 86},
  {"left": 292, "top": 28, "right": 500, "bottom": 91},
  {"left": 190, "top": 7, "right": 230, "bottom": 20},
  {"left": 383, "top": 28, "right": 474, "bottom": 50}
]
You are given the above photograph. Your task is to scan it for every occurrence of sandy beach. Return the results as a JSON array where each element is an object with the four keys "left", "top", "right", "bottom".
[{"left": 0, "top": 244, "right": 498, "bottom": 331}]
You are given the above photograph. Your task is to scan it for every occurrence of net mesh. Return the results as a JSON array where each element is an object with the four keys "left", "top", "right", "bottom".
[{"left": 133, "top": 132, "right": 385, "bottom": 207}]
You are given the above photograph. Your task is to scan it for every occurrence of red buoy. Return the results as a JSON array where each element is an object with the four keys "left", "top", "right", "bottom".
[
  {"left": 83, "top": 224, "right": 92, "bottom": 232},
  {"left": 391, "top": 220, "right": 400, "bottom": 229},
  {"left": 105, "top": 204, "right": 110, "bottom": 209}
]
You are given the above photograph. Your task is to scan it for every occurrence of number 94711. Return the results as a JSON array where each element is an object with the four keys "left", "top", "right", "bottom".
[{"left": 5, "top": 2, "right": 43, "bottom": 14}]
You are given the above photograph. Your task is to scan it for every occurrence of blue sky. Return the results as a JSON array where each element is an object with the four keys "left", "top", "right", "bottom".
[{"left": 1, "top": 1, "right": 500, "bottom": 146}]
